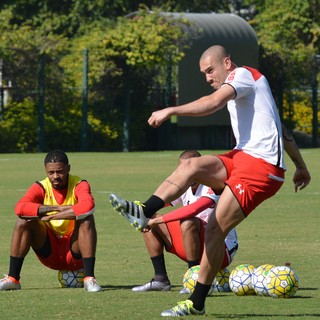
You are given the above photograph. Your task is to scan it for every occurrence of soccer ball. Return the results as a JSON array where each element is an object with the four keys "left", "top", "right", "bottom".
[
  {"left": 229, "top": 264, "right": 256, "bottom": 296},
  {"left": 183, "top": 265, "right": 201, "bottom": 293},
  {"left": 58, "top": 269, "right": 84, "bottom": 288},
  {"left": 211, "top": 268, "right": 231, "bottom": 292},
  {"left": 252, "top": 264, "right": 275, "bottom": 296},
  {"left": 265, "top": 266, "right": 299, "bottom": 298},
  {"left": 182, "top": 265, "right": 217, "bottom": 295}
]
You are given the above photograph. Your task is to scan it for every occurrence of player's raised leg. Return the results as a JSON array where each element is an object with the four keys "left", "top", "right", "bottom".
[
  {"left": 109, "top": 194, "right": 149, "bottom": 230},
  {"left": 109, "top": 155, "right": 226, "bottom": 231}
]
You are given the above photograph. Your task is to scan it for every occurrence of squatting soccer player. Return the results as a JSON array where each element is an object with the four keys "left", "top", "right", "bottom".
[
  {"left": 0, "top": 150, "right": 102, "bottom": 292},
  {"left": 130, "top": 150, "right": 238, "bottom": 293}
]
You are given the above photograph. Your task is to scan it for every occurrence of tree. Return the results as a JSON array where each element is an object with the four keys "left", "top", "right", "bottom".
[
  {"left": 251, "top": 0, "right": 320, "bottom": 137},
  {"left": 2, "top": 0, "right": 318, "bottom": 151},
  {"left": 0, "top": 5, "right": 192, "bottom": 151}
]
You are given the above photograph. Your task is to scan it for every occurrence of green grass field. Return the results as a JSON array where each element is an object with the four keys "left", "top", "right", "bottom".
[{"left": 0, "top": 150, "right": 319, "bottom": 319}]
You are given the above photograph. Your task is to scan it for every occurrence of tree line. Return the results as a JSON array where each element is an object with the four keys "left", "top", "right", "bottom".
[{"left": 0, "top": 0, "right": 319, "bottom": 152}]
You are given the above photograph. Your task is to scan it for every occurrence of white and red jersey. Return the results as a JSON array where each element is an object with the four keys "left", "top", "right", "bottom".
[
  {"left": 223, "top": 66, "right": 286, "bottom": 170},
  {"left": 169, "top": 184, "right": 238, "bottom": 255},
  {"left": 170, "top": 184, "right": 219, "bottom": 223}
]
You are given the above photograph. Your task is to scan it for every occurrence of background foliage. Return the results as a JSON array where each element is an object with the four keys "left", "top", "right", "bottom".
[
  {"left": 0, "top": 0, "right": 319, "bottom": 152},
  {"left": 252, "top": 0, "right": 320, "bottom": 135}
]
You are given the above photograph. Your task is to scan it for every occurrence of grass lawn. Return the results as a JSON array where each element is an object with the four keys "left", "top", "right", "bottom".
[{"left": 0, "top": 149, "right": 319, "bottom": 319}]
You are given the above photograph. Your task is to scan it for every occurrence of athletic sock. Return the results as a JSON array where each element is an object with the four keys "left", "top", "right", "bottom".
[
  {"left": 189, "top": 281, "right": 211, "bottom": 311},
  {"left": 82, "top": 257, "right": 96, "bottom": 278},
  {"left": 151, "top": 254, "right": 169, "bottom": 282},
  {"left": 8, "top": 256, "right": 24, "bottom": 281},
  {"left": 142, "top": 195, "right": 165, "bottom": 218},
  {"left": 187, "top": 259, "right": 200, "bottom": 269}
]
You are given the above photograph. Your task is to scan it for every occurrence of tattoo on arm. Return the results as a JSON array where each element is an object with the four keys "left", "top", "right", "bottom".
[
  {"left": 165, "top": 179, "right": 183, "bottom": 192},
  {"left": 282, "top": 124, "right": 305, "bottom": 169},
  {"left": 282, "top": 124, "right": 294, "bottom": 142},
  {"left": 38, "top": 206, "right": 58, "bottom": 217}
]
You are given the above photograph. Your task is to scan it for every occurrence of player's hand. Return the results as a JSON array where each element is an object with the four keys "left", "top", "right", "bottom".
[
  {"left": 40, "top": 215, "right": 54, "bottom": 221},
  {"left": 142, "top": 226, "right": 151, "bottom": 233},
  {"left": 145, "top": 215, "right": 163, "bottom": 229},
  {"left": 292, "top": 167, "right": 311, "bottom": 192},
  {"left": 146, "top": 218, "right": 157, "bottom": 229},
  {"left": 148, "top": 108, "right": 172, "bottom": 128}
]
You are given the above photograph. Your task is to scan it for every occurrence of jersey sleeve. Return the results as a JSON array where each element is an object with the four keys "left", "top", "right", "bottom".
[
  {"left": 170, "top": 196, "right": 182, "bottom": 207},
  {"left": 201, "top": 186, "right": 220, "bottom": 203},
  {"left": 162, "top": 196, "right": 215, "bottom": 223},
  {"left": 72, "top": 181, "right": 95, "bottom": 218},
  {"left": 223, "top": 67, "right": 255, "bottom": 99},
  {"left": 14, "top": 183, "right": 45, "bottom": 217}
]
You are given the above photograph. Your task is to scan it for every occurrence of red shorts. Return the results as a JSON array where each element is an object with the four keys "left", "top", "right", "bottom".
[
  {"left": 35, "top": 227, "right": 83, "bottom": 271},
  {"left": 166, "top": 219, "right": 233, "bottom": 268},
  {"left": 218, "top": 150, "right": 285, "bottom": 216}
]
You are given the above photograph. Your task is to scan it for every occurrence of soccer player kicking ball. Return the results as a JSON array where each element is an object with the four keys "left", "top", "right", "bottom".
[
  {"left": 129, "top": 150, "right": 238, "bottom": 293},
  {"left": 110, "top": 45, "right": 311, "bottom": 316},
  {"left": 0, "top": 150, "right": 102, "bottom": 292}
]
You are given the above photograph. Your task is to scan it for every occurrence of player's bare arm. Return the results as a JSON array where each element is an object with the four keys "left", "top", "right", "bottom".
[
  {"left": 18, "top": 204, "right": 60, "bottom": 220},
  {"left": 282, "top": 124, "right": 311, "bottom": 192},
  {"left": 39, "top": 205, "right": 76, "bottom": 221},
  {"left": 146, "top": 197, "right": 214, "bottom": 230},
  {"left": 148, "top": 85, "right": 234, "bottom": 128},
  {"left": 19, "top": 205, "right": 75, "bottom": 221}
]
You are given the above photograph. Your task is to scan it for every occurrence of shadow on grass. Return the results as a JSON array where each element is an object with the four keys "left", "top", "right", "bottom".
[
  {"left": 102, "top": 284, "right": 182, "bottom": 290},
  {"left": 211, "top": 314, "right": 320, "bottom": 318}
]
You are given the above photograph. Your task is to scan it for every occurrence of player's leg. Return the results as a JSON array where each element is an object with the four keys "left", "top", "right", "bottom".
[
  {"left": 110, "top": 155, "right": 226, "bottom": 230},
  {"left": 71, "top": 215, "right": 101, "bottom": 292},
  {"left": 161, "top": 186, "right": 245, "bottom": 316},
  {"left": 194, "top": 186, "right": 245, "bottom": 291},
  {"left": 178, "top": 218, "right": 202, "bottom": 294},
  {"left": 0, "top": 218, "right": 47, "bottom": 290},
  {"left": 180, "top": 218, "right": 202, "bottom": 268},
  {"left": 132, "top": 219, "right": 172, "bottom": 292},
  {"left": 72, "top": 215, "right": 97, "bottom": 259},
  {"left": 153, "top": 155, "right": 226, "bottom": 204}
]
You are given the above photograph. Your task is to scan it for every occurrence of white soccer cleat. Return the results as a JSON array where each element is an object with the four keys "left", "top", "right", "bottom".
[
  {"left": 0, "top": 275, "right": 21, "bottom": 291},
  {"left": 179, "top": 286, "right": 191, "bottom": 294},
  {"left": 132, "top": 278, "right": 171, "bottom": 292},
  {"left": 84, "top": 277, "right": 102, "bottom": 292}
]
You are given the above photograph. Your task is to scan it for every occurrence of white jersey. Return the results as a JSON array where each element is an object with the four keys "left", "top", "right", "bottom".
[
  {"left": 223, "top": 66, "right": 286, "bottom": 170},
  {"left": 171, "top": 184, "right": 218, "bottom": 223},
  {"left": 171, "top": 185, "right": 238, "bottom": 253}
]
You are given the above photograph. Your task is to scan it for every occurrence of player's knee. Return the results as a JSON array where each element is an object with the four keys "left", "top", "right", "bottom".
[
  {"left": 15, "top": 217, "right": 38, "bottom": 231},
  {"left": 181, "top": 219, "right": 199, "bottom": 233},
  {"left": 77, "top": 214, "right": 94, "bottom": 226},
  {"left": 178, "top": 157, "right": 199, "bottom": 176},
  {"left": 77, "top": 216, "right": 97, "bottom": 236},
  {"left": 205, "top": 221, "right": 224, "bottom": 240}
]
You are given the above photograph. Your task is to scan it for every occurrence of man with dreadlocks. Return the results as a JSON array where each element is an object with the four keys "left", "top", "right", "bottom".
[{"left": 0, "top": 150, "right": 102, "bottom": 292}]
